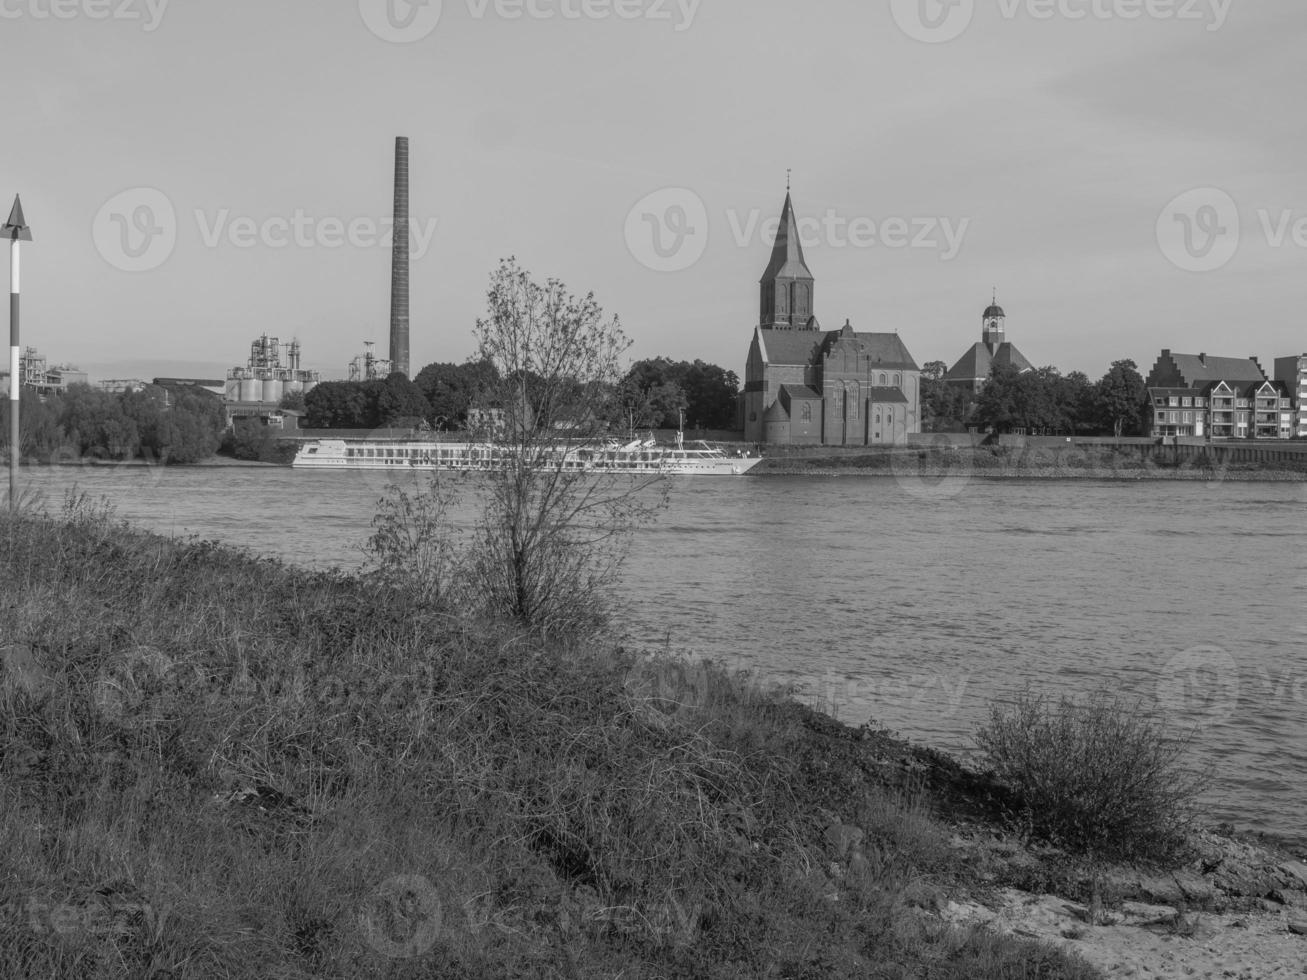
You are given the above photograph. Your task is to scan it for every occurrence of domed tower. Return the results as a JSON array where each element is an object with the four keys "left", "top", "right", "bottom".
[
  {"left": 759, "top": 185, "right": 816, "bottom": 331},
  {"left": 982, "top": 291, "right": 1006, "bottom": 351}
]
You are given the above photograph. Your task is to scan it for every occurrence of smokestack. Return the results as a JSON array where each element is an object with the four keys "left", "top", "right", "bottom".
[{"left": 390, "top": 136, "right": 410, "bottom": 379}]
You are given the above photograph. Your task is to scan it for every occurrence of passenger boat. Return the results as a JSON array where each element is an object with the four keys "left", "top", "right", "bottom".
[{"left": 292, "top": 432, "right": 762, "bottom": 476}]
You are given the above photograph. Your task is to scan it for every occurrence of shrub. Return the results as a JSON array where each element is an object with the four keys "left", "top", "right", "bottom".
[{"left": 974, "top": 688, "right": 1207, "bottom": 863}]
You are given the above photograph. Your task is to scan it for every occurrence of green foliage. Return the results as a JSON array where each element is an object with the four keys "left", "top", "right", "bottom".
[
  {"left": 0, "top": 513, "right": 1105, "bottom": 979},
  {"left": 1095, "top": 359, "right": 1149, "bottom": 438},
  {"left": 619, "top": 357, "right": 740, "bottom": 430},
  {"left": 470, "top": 258, "right": 668, "bottom": 635},
  {"left": 412, "top": 359, "right": 499, "bottom": 428},
  {"left": 303, "top": 376, "right": 432, "bottom": 429},
  {"left": 220, "top": 419, "right": 296, "bottom": 464},
  {"left": 363, "top": 477, "right": 463, "bottom": 604},
  {"left": 975, "top": 688, "right": 1207, "bottom": 863}
]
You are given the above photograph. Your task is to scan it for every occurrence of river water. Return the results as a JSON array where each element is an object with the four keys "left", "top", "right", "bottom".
[{"left": 15, "top": 463, "right": 1307, "bottom": 844}]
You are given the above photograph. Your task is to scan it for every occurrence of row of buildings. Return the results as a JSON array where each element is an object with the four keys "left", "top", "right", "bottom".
[{"left": 741, "top": 190, "right": 1307, "bottom": 446}]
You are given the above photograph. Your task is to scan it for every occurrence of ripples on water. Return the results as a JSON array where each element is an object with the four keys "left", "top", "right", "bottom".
[{"left": 17, "top": 465, "right": 1307, "bottom": 843}]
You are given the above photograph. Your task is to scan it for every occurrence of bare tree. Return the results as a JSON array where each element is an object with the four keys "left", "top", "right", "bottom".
[{"left": 469, "top": 258, "right": 666, "bottom": 635}]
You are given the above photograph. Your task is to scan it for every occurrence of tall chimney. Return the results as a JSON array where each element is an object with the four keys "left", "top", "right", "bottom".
[{"left": 390, "top": 136, "right": 410, "bottom": 379}]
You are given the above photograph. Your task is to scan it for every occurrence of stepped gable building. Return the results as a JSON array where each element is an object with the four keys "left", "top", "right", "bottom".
[
  {"left": 943, "top": 296, "right": 1034, "bottom": 393},
  {"left": 1145, "top": 349, "right": 1291, "bottom": 440},
  {"left": 1273, "top": 355, "right": 1307, "bottom": 438},
  {"left": 742, "top": 191, "right": 921, "bottom": 446}
]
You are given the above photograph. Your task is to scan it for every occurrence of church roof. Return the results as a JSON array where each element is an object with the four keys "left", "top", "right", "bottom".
[
  {"left": 757, "top": 328, "right": 918, "bottom": 370},
  {"left": 780, "top": 384, "right": 823, "bottom": 401},
  {"left": 759, "top": 192, "right": 814, "bottom": 283},
  {"left": 983, "top": 304, "right": 1005, "bottom": 320},
  {"left": 762, "top": 400, "right": 790, "bottom": 422},
  {"left": 866, "top": 387, "right": 908, "bottom": 404},
  {"left": 944, "top": 341, "right": 1032, "bottom": 382}
]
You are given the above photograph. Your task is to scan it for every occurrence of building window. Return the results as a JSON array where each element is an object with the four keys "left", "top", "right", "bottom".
[
  {"left": 879, "top": 374, "right": 887, "bottom": 385},
  {"left": 886, "top": 410, "right": 893, "bottom": 424},
  {"left": 1156, "top": 411, "right": 1166, "bottom": 422},
  {"left": 893, "top": 374, "right": 901, "bottom": 386},
  {"left": 1182, "top": 397, "right": 1192, "bottom": 407},
  {"left": 801, "top": 403, "right": 811, "bottom": 422},
  {"left": 1169, "top": 397, "right": 1179, "bottom": 407}
]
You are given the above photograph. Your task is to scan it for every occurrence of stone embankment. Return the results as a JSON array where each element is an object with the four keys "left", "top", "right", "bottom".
[{"left": 939, "top": 828, "right": 1307, "bottom": 978}]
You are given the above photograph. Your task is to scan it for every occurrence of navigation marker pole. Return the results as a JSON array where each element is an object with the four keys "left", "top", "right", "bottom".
[{"left": 3, "top": 196, "right": 31, "bottom": 513}]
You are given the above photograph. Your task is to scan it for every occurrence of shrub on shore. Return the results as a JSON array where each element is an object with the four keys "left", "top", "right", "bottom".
[{"left": 975, "top": 688, "right": 1208, "bottom": 863}]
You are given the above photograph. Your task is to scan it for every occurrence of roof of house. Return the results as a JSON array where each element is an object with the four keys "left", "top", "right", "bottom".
[{"left": 1155, "top": 351, "right": 1266, "bottom": 387}]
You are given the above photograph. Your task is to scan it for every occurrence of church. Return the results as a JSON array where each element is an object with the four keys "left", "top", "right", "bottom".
[
  {"left": 742, "top": 191, "right": 921, "bottom": 446},
  {"left": 942, "top": 296, "right": 1034, "bottom": 393}
]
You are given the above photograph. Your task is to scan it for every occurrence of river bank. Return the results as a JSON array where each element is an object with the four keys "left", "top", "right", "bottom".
[
  {"left": 751, "top": 444, "right": 1307, "bottom": 481},
  {"left": 1, "top": 508, "right": 1304, "bottom": 977}
]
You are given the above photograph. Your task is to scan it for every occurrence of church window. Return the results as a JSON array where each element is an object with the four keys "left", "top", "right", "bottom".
[
  {"left": 879, "top": 374, "right": 887, "bottom": 385},
  {"left": 894, "top": 374, "right": 901, "bottom": 386},
  {"left": 886, "top": 410, "right": 894, "bottom": 424},
  {"left": 801, "top": 403, "right": 811, "bottom": 422}
]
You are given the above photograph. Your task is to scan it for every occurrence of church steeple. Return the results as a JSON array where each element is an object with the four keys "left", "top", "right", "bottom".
[
  {"left": 759, "top": 186, "right": 815, "bottom": 330},
  {"left": 982, "top": 290, "right": 1006, "bottom": 350}
]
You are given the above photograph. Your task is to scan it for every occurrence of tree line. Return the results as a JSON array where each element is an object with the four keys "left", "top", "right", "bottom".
[
  {"left": 1, "top": 383, "right": 226, "bottom": 464},
  {"left": 303, "top": 356, "right": 741, "bottom": 433},
  {"left": 921, "top": 359, "right": 1150, "bottom": 437}
]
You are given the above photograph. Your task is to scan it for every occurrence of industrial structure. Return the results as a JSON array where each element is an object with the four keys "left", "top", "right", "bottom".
[
  {"left": 223, "top": 335, "right": 321, "bottom": 423},
  {"left": 390, "top": 136, "right": 410, "bottom": 379},
  {"left": 349, "top": 341, "right": 393, "bottom": 382},
  {"left": 0, "top": 345, "right": 88, "bottom": 396}
]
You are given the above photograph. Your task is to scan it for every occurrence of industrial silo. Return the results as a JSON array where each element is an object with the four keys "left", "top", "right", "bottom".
[
  {"left": 240, "top": 378, "right": 261, "bottom": 402},
  {"left": 263, "top": 379, "right": 283, "bottom": 404}
]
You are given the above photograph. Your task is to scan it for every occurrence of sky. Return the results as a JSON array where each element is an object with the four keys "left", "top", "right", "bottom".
[{"left": 2, "top": 0, "right": 1305, "bottom": 384}]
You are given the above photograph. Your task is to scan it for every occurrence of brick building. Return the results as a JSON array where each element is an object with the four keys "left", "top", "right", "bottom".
[
  {"left": 943, "top": 297, "right": 1034, "bottom": 393},
  {"left": 1273, "top": 355, "right": 1307, "bottom": 438},
  {"left": 742, "top": 191, "right": 920, "bottom": 446},
  {"left": 1145, "top": 350, "right": 1292, "bottom": 440}
]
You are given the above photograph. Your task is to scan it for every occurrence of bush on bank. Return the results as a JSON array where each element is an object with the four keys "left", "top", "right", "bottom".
[
  {"left": 0, "top": 501, "right": 1106, "bottom": 979},
  {"left": 975, "top": 689, "right": 1208, "bottom": 863}
]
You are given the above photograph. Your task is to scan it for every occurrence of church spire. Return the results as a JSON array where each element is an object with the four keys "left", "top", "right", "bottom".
[{"left": 759, "top": 185, "right": 815, "bottom": 330}]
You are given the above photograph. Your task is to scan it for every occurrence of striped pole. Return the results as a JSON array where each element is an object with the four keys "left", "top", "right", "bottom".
[{"left": 4, "top": 196, "right": 31, "bottom": 513}]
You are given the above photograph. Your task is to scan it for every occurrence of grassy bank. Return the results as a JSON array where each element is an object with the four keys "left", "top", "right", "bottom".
[
  {"left": 0, "top": 504, "right": 1114, "bottom": 978},
  {"left": 753, "top": 444, "right": 1307, "bottom": 480}
]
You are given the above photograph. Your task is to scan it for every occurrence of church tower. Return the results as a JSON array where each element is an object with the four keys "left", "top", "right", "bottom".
[
  {"left": 982, "top": 292, "right": 1006, "bottom": 351},
  {"left": 759, "top": 188, "right": 816, "bottom": 330}
]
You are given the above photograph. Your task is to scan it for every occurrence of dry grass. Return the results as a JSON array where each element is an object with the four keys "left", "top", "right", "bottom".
[{"left": 0, "top": 501, "right": 1104, "bottom": 978}]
